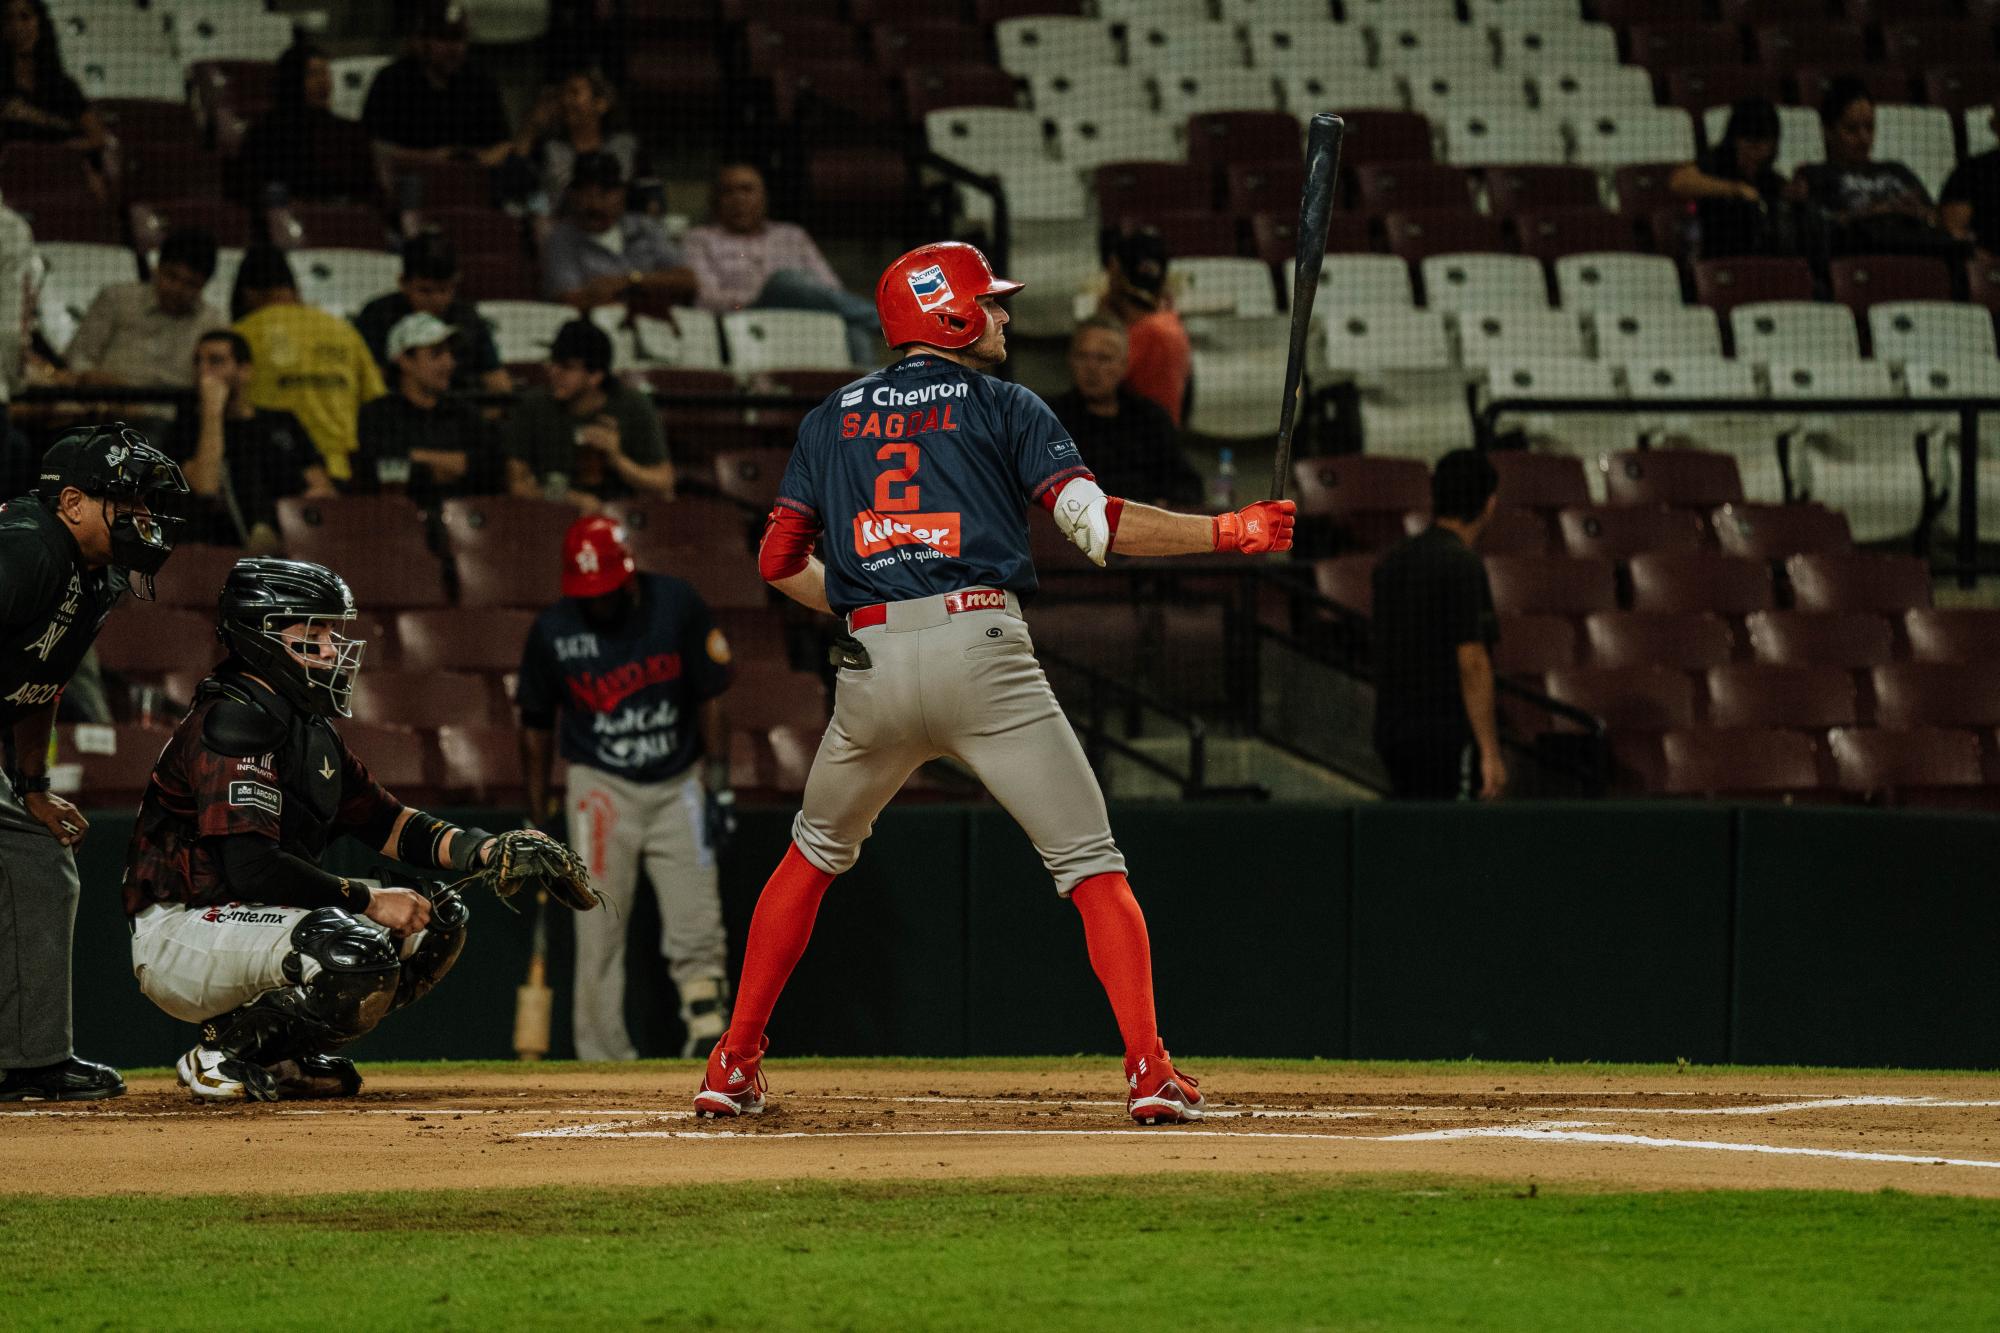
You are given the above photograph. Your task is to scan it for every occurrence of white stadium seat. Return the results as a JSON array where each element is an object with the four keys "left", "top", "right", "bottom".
[
  {"left": 1097, "top": 0, "right": 1210, "bottom": 20},
  {"left": 1965, "top": 106, "right": 1997, "bottom": 159},
  {"left": 1276, "top": 70, "right": 1406, "bottom": 116},
  {"left": 1374, "top": 24, "right": 1496, "bottom": 71},
  {"left": 1625, "top": 355, "right": 1761, "bottom": 401},
  {"left": 1729, "top": 301, "right": 1861, "bottom": 366},
  {"left": 1457, "top": 309, "right": 1586, "bottom": 367},
  {"left": 1867, "top": 302, "right": 1999, "bottom": 369},
  {"left": 1570, "top": 106, "right": 1697, "bottom": 169},
  {"left": 1483, "top": 357, "right": 1622, "bottom": 457},
  {"left": 995, "top": 17, "right": 1118, "bottom": 76},
  {"left": 173, "top": 11, "right": 295, "bottom": 65},
  {"left": 1053, "top": 110, "right": 1182, "bottom": 172},
  {"left": 479, "top": 300, "right": 580, "bottom": 365},
  {"left": 1321, "top": 307, "right": 1471, "bottom": 458},
  {"left": 73, "top": 53, "right": 185, "bottom": 101},
  {"left": 291, "top": 248, "right": 399, "bottom": 319},
  {"left": 1495, "top": 22, "right": 1620, "bottom": 69},
  {"left": 1319, "top": 308, "right": 1454, "bottom": 374},
  {"left": 328, "top": 56, "right": 392, "bottom": 122},
  {"left": 1468, "top": 0, "right": 1590, "bottom": 26},
  {"left": 1218, "top": 0, "right": 1338, "bottom": 25},
  {"left": 1872, "top": 105, "right": 1959, "bottom": 202},
  {"left": 1125, "top": 22, "right": 1242, "bottom": 73},
  {"left": 1243, "top": 21, "right": 1371, "bottom": 71},
  {"left": 1768, "top": 359, "right": 1922, "bottom": 542},
  {"left": 924, "top": 108, "right": 1048, "bottom": 174},
  {"left": 1186, "top": 317, "right": 1290, "bottom": 437},
  {"left": 54, "top": 9, "right": 173, "bottom": 64},
  {"left": 1405, "top": 70, "right": 1531, "bottom": 120},
  {"left": 1172, "top": 257, "right": 1279, "bottom": 318},
  {"left": 1624, "top": 357, "right": 1779, "bottom": 496},
  {"left": 33, "top": 242, "right": 141, "bottom": 356},
  {"left": 1347, "top": 0, "right": 1462, "bottom": 25},
  {"left": 632, "top": 312, "right": 725, "bottom": 371},
  {"left": 1533, "top": 66, "right": 1658, "bottom": 116},
  {"left": 1907, "top": 359, "right": 2000, "bottom": 400},
  {"left": 1026, "top": 68, "right": 1152, "bottom": 119},
  {"left": 456, "top": 0, "right": 552, "bottom": 43},
  {"left": 1589, "top": 305, "right": 1724, "bottom": 361},
  {"left": 1555, "top": 253, "right": 1684, "bottom": 311},
  {"left": 1444, "top": 107, "right": 1565, "bottom": 165},
  {"left": 1703, "top": 104, "right": 1824, "bottom": 180},
  {"left": 1908, "top": 359, "right": 2000, "bottom": 541},
  {"left": 1319, "top": 254, "right": 1419, "bottom": 310},
  {"left": 1419, "top": 253, "right": 1549, "bottom": 312},
  {"left": 722, "top": 310, "right": 852, "bottom": 373},
  {"left": 1155, "top": 70, "right": 1282, "bottom": 120}
]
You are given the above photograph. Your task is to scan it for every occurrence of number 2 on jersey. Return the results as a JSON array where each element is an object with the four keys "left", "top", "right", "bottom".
[{"left": 874, "top": 442, "right": 921, "bottom": 512}]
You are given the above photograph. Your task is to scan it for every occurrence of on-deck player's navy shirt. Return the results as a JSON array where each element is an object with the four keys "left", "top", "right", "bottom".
[
  {"left": 776, "top": 354, "right": 1092, "bottom": 614},
  {"left": 515, "top": 573, "right": 733, "bottom": 782}
]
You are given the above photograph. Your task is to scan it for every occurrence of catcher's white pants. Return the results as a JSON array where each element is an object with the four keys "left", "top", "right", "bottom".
[
  {"left": 565, "top": 764, "right": 727, "bottom": 1061},
  {"left": 131, "top": 900, "right": 424, "bottom": 1024}
]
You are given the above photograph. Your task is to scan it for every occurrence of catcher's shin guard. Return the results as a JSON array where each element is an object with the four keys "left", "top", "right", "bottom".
[
  {"left": 393, "top": 885, "right": 470, "bottom": 1012},
  {"left": 203, "top": 908, "right": 401, "bottom": 1066},
  {"left": 678, "top": 976, "right": 731, "bottom": 1059}
]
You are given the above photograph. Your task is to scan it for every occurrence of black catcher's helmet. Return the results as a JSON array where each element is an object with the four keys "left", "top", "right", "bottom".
[
  {"left": 36, "top": 422, "right": 190, "bottom": 600},
  {"left": 216, "top": 558, "right": 366, "bottom": 717}
]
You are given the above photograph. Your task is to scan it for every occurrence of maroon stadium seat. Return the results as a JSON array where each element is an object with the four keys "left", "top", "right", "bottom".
[
  {"left": 305, "top": 536, "right": 449, "bottom": 610},
  {"left": 1490, "top": 451, "right": 1591, "bottom": 512},
  {"left": 1786, "top": 553, "right": 1932, "bottom": 614},
  {"left": 458, "top": 253, "right": 543, "bottom": 303},
  {"left": 1792, "top": 66, "right": 1910, "bottom": 112},
  {"left": 351, "top": 671, "right": 496, "bottom": 728},
  {"left": 1597, "top": 0, "right": 1704, "bottom": 20},
  {"left": 1187, "top": 112, "right": 1302, "bottom": 177},
  {"left": 1923, "top": 65, "right": 2000, "bottom": 112},
  {"left": 438, "top": 495, "right": 572, "bottom": 571},
  {"left": 774, "top": 65, "right": 900, "bottom": 125},
  {"left": 1744, "top": 610, "right": 1894, "bottom": 668},
  {"left": 1584, "top": 611, "right": 1735, "bottom": 670},
  {"left": 1314, "top": 554, "right": 1376, "bottom": 616},
  {"left": 1661, "top": 727, "right": 1823, "bottom": 798},
  {"left": 1611, "top": 162, "right": 1681, "bottom": 217},
  {"left": 976, "top": 0, "right": 1082, "bottom": 19},
  {"left": 1030, "top": 602, "right": 1146, "bottom": 675},
  {"left": 744, "top": 20, "right": 861, "bottom": 76},
  {"left": 713, "top": 607, "right": 788, "bottom": 666},
  {"left": 1705, "top": 663, "right": 1857, "bottom": 729},
  {"left": 422, "top": 208, "right": 527, "bottom": 262},
  {"left": 1828, "top": 725, "right": 1986, "bottom": 804},
  {"left": 727, "top": 0, "right": 838, "bottom": 18},
  {"left": 1485, "top": 166, "right": 1602, "bottom": 218},
  {"left": 1629, "top": 551, "right": 1776, "bottom": 615},
  {"left": 435, "top": 724, "right": 525, "bottom": 804},
  {"left": 1333, "top": 109, "right": 1433, "bottom": 168},
  {"left": 1872, "top": 663, "right": 2000, "bottom": 727},
  {"left": 1829, "top": 255, "right": 1954, "bottom": 316},
  {"left": 1545, "top": 666, "right": 1699, "bottom": 731},
  {"left": 1902, "top": 608, "right": 2000, "bottom": 663},
  {"left": 1486, "top": 555, "right": 1619, "bottom": 616},
  {"left": 1253, "top": 210, "right": 1372, "bottom": 262},
  {"left": 453, "top": 548, "right": 563, "bottom": 610},
  {"left": 148, "top": 544, "right": 244, "bottom": 609},
  {"left": 1512, "top": 209, "right": 1638, "bottom": 261},
  {"left": 129, "top": 199, "right": 253, "bottom": 252},
  {"left": 727, "top": 663, "right": 832, "bottom": 731},
  {"left": 1626, "top": 24, "right": 1743, "bottom": 73},
  {"left": 277, "top": 496, "right": 426, "bottom": 552},
  {"left": 1751, "top": 21, "right": 1867, "bottom": 73},
  {"left": 266, "top": 203, "right": 392, "bottom": 251},
  {"left": 1602, "top": 450, "right": 1745, "bottom": 509},
  {"left": 1134, "top": 212, "right": 1242, "bottom": 258},
  {"left": 94, "top": 607, "right": 219, "bottom": 678},
  {"left": 1473, "top": 507, "right": 1554, "bottom": 556},
  {"left": 1356, "top": 163, "right": 1474, "bottom": 215},
  {"left": 54, "top": 723, "right": 173, "bottom": 803},
  {"left": 1384, "top": 210, "right": 1509, "bottom": 263},
  {"left": 1710, "top": 503, "right": 1853, "bottom": 560},
  {"left": 1224, "top": 160, "right": 1308, "bottom": 219},
  {"left": 713, "top": 447, "right": 793, "bottom": 510},
  {"left": 1494, "top": 613, "right": 1578, "bottom": 676},
  {"left": 1558, "top": 505, "right": 1706, "bottom": 560},
  {"left": 612, "top": 497, "right": 755, "bottom": 554},
  {"left": 1967, "top": 256, "right": 2000, "bottom": 319},
  {"left": 870, "top": 21, "right": 990, "bottom": 67},
  {"left": 1723, "top": 0, "right": 1830, "bottom": 21},
  {"left": 1694, "top": 257, "right": 1815, "bottom": 315},
  {"left": 1880, "top": 20, "right": 1982, "bottom": 70},
  {"left": 396, "top": 608, "right": 538, "bottom": 675},
  {"left": 1292, "top": 456, "right": 1431, "bottom": 548},
  {"left": 1663, "top": 65, "right": 1771, "bottom": 115},
  {"left": 338, "top": 723, "right": 436, "bottom": 801},
  {"left": 903, "top": 65, "right": 1020, "bottom": 119}
]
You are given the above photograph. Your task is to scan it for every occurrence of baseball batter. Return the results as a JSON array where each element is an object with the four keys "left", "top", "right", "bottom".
[
  {"left": 694, "top": 242, "right": 1294, "bottom": 1125},
  {"left": 518, "top": 515, "right": 734, "bottom": 1060}
]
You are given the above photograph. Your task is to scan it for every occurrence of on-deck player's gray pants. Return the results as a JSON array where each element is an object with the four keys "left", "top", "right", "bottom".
[
  {"left": 793, "top": 590, "right": 1127, "bottom": 895},
  {"left": 566, "top": 764, "right": 728, "bottom": 1061},
  {"left": 0, "top": 776, "right": 79, "bottom": 1068}
]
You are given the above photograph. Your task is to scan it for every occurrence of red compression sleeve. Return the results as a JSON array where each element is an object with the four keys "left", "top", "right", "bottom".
[
  {"left": 758, "top": 504, "right": 820, "bottom": 582},
  {"left": 723, "top": 843, "right": 836, "bottom": 1053},
  {"left": 1071, "top": 872, "right": 1160, "bottom": 1061}
]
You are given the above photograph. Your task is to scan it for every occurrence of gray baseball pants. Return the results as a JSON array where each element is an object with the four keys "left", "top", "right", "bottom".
[{"left": 0, "top": 778, "right": 79, "bottom": 1068}]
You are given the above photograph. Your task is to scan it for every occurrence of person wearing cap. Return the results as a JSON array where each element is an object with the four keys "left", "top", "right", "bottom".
[
  {"left": 518, "top": 514, "right": 735, "bottom": 1060},
  {"left": 353, "top": 312, "right": 503, "bottom": 507},
  {"left": 172, "top": 330, "right": 333, "bottom": 551},
  {"left": 1096, "top": 225, "right": 1191, "bottom": 427},
  {"left": 232, "top": 244, "right": 387, "bottom": 484},
  {"left": 360, "top": 0, "right": 513, "bottom": 168},
  {"left": 542, "top": 150, "right": 696, "bottom": 312},
  {"left": 502, "top": 318, "right": 673, "bottom": 510},
  {"left": 41, "top": 228, "right": 227, "bottom": 392},
  {"left": 0, "top": 423, "right": 189, "bottom": 1102},
  {"left": 353, "top": 231, "right": 510, "bottom": 396}
]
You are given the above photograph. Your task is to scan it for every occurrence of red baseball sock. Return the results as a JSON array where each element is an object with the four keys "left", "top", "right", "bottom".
[
  {"left": 723, "top": 843, "right": 835, "bottom": 1053},
  {"left": 1071, "top": 872, "right": 1160, "bottom": 1061}
]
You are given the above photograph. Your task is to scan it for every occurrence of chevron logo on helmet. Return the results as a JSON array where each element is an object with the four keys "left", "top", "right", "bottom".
[{"left": 907, "top": 264, "right": 953, "bottom": 312}]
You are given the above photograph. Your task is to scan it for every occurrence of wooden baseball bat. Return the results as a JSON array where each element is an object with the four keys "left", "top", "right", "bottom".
[
  {"left": 513, "top": 890, "right": 552, "bottom": 1061},
  {"left": 1269, "top": 111, "right": 1347, "bottom": 503}
]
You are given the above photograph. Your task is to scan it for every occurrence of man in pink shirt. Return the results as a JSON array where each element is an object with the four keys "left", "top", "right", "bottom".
[{"left": 680, "top": 163, "right": 880, "bottom": 366}]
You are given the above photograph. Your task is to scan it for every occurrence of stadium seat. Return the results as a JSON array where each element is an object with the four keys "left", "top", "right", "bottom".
[
  {"left": 1872, "top": 105, "right": 1959, "bottom": 201},
  {"left": 1602, "top": 449, "right": 1744, "bottom": 508},
  {"left": 1787, "top": 553, "right": 1933, "bottom": 614},
  {"left": 1156, "top": 70, "right": 1284, "bottom": 120},
  {"left": 1629, "top": 551, "right": 1776, "bottom": 615},
  {"left": 1750, "top": 20, "right": 1867, "bottom": 73},
  {"left": 277, "top": 496, "right": 425, "bottom": 552},
  {"left": 1407, "top": 71, "right": 1531, "bottom": 122},
  {"left": 1495, "top": 23, "right": 1620, "bottom": 70},
  {"left": 1533, "top": 66, "right": 1659, "bottom": 118},
  {"left": 1558, "top": 505, "right": 1706, "bottom": 561},
  {"left": 1699, "top": 104, "right": 1825, "bottom": 180},
  {"left": 439, "top": 497, "right": 572, "bottom": 606},
  {"left": 1094, "top": 162, "right": 1215, "bottom": 223},
  {"left": 1711, "top": 503, "right": 1853, "bottom": 560},
  {"left": 327, "top": 54, "right": 390, "bottom": 121},
  {"left": 713, "top": 448, "right": 793, "bottom": 510},
  {"left": 1171, "top": 257, "right": 1278, "bottom": 317},
  {"left": 1374, "top": 23, "right": 1496, "bottom": 73},
  {"left": 1356, "top": 163, "right": 1476, "bottom": 216},
  {"left": 1706, "top": 663, "right": 1857, "bottom": 729},
  {"left": 1660, "top": 727, "right": 1823, "bottom": 799},
  {"left": 291, "top": 249, "right": 400, "bottom": 319},
  {"left": 1766, "top": 360, "right": 1917, "bottom": 541},
  {"left": 1025, "top": 67, "right": 1151, "bottom": 119},
  {"left": 1123, "top": 19, "right": 1237, "bottom": 74},
  {"left": 1188, "top": 111, "right": 1303, "bottom": 178},
  {"left": 924, "top": 107, "right": 1048, "bottom": 176},
  {"left": 434, "top": 724, "right": 525, "bottom": 803},
  {"left": 1829, "top": 256, "right": 1954, "bottom": 315},
  {"left": 1418, "top": 253, "right": 1548, "bottom": 312},
  {"left": 1330, "top": 110, "right": 1437, "bottom": 168},
  {"left": 721, "top": 311, "right": 851, "bottom": 373},
  {"left": 1292, "top": 456, "right": 1432, "bottom": 549},
  {"left": 1867, "top": 303, "right": 1999, "bottom": 369},
  {"left": 1480, "top": 359, "right": 1622, "bottom": 459},
  {"left": 903, "top": 64, "right": 1020, "bottom": 119},
  {"left": 1224, "top": 159, "right": 1307, "bottom": 220},
  {"left": 1485, "top": 555, "right": 1619, "bottom": 616},
  {"left": 339, "top": 722, "right": 437, "bottom": 800},
  {"left": 1553, "top": 253, "right": 1683, "bottom": 312},
  {"left": 95, "top": 607, "right": 219, "bottom": 678},
  {"left": 1054, "top": 110, "right": 1182, "bottom": 172},
  {"left": 1570, "top": 107, "right": 1697, "bottom": 170},
  {"left": 396, "top": 608, "right": 538, "bottom": 676},
  {"left": 1312, "top": 554, "right": 1377, "bottom": 616},
  {"left": 1475, "top": 506, "right": 1556, "bottom": 556},
  {"left": 1608, "top": 163, "right": 1681, "bottom": 220},
  {"left": 1485, "top": 165, "right": 1602, "bottom": 219},
  {"left": 1314, "top": 255, "right": 1416, "bottom": 311},
  {"left": 1871, "top": 663, "right": 2000, "bottom": 728},
  {"left": 1494, "top": 613, "right": 1578, "bottom": 676},
  {"left": 352, "top": 671, "right": 497, "bottom": 728},
  {"left": 1902, "top": 608, "right": 2000, "bottom": 664},
  {"left": 1663, "top": 65, "right": 1772, "bottom": 117},
  {"left": 725, "top": 664, "right": 833, "bottom": 732},
  {"left": 1513, "top": 209, "right": 1639, "bottom": 262},
  {"left": 477, "top": 300, "right": 583, "bottom": 366},
  {"left": 11, "top": 197, "right": 118, "bottom": 245},
  {"left": 1444, "top": 108, "right": 1567, "bottom": 167},
  {"left": 994, "top": 16, "right": 1117, "bottom": 74},
  {"left": 75, "top": 52, "right": 187, "bottom": 102},
  {"left": 1385, "top": 211, "right": 1509, "bottom": 263},
  {"left": 1694, "top": 257, "right": 1814, "bottom": 316},
  {"left": 1490, "top": 450, "right": 1591, "bottom": 512},
  {"left": 1728, "top": 301, "right": 1861, "bottom": 365},
  {"left": 174, "top": 8, "right": 296, "bottom": 64},
  {"left": 1828, "top": 725, "right": 1986, "bottom": 806},
  {"left": 1274, "top": 71, "right": 1406, "bottom": 118},
  {"left": 1925, "top": 65, "right": 2000, "bottom": 113},
  {"left": 1584, "top": 610, "right": 1735, "bottom": 670},
  {"left": 54, "top": 724, "right": 173, "bottom": 804},
  {"left": 1318, "top": 309, "right": 1454, "bottom": 373},
  {"left": 1544, "top": 665, "right": 1698, "bottom": 730},
  {"left": 1590, "top": 306, "right": 1724, "bottom": 361},
  {"left": 1456, "top": 310, "right": 1587, "bottom": 368},
  {"left": 1744, "top": 610, "right": 1894, "bottom": 668},
  {"left": 1245, "top": 22, "right": 1373, "bottom": 74},
  {"left": 33, "top": 242, "right": 141, "bottom": 355},
  {"left": 1622, "top": 356, "right": 1759, "bottom": 403},
  {"left": 869, "top": 21, "right": 990, "bottom": 68},
  {"left": 267, "top": 204, "right": 393, "bottom": 252}
]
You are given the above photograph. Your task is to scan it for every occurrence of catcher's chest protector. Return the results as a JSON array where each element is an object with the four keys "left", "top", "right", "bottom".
[{"left": 198, "top": 677, "right": 350, "bottom": 862}]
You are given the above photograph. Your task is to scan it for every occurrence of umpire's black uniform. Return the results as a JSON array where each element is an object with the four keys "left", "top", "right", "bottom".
[{"left": 0, "top": 425, "right": 186, "bottom": 1100}]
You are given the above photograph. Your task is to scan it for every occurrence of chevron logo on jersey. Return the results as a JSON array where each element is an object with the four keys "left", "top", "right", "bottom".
[{"left": 907, "top": 264, "right": 953, "bottom": 312}]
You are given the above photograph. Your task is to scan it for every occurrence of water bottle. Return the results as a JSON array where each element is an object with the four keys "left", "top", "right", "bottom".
[{"left": 1210, "top": 447, "right": 1237, "bottom": 511}]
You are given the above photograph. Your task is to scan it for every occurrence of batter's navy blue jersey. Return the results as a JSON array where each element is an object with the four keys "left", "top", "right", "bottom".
[
  {"left": 776, "top": 354, "right": 1092, "bottom": 613},
  {"left": 515, "top": 573, "right": 733, "bottom": 782}
]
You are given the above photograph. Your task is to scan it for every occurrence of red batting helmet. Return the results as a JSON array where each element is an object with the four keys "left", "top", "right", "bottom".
[
  {"left": 562, "top": 514, "right": 636, "bottom": 599},
  {"left": 875, "top": 241, "right": 1023, "bottom": 350}
]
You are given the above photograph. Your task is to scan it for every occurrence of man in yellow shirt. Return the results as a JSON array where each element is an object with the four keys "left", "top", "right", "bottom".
[{"left": 231, "top": 245, "right": 386, "bottom": 483}]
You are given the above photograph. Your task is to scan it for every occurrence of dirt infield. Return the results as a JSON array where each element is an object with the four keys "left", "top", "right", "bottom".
[{"left": 6, "top": 1064, "right": 1998, "bottom": 1199}]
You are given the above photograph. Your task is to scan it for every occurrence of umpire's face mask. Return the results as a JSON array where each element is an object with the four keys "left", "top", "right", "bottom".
[{"left": 580, "top": 583, "right": 638, "bottom": 631}]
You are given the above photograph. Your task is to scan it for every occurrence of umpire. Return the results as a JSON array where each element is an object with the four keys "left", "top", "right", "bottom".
[{"left": 0, "top": 424, "right": 188, "bottom": 1100}]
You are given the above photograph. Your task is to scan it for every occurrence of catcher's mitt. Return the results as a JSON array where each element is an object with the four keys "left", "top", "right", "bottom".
[{"left": 453, "top": 829, "right": 600, "bottom": 912}]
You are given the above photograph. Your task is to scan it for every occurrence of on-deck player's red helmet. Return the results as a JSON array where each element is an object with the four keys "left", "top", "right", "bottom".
[
  {"left": 562, "top": 514, "right": 637, "bottom": 599},
  {"left": 875, "top": 241, "right": 1023, "bottom": 350}
]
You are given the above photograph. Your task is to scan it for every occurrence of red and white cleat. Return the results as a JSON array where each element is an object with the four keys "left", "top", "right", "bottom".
[
  {"left": 1126, "top": 1046, "right": 1204, "bottom": 1125},
  {"left": 693, "top": 1037, "right": 768, "bottom": 1118}
]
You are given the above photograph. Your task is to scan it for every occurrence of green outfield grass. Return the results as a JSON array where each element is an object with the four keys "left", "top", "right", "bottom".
[{"left": 8, "top": 1176, "right": 1998, "bottom": 1332}]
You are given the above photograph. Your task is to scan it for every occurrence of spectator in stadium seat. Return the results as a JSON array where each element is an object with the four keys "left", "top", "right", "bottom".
[
  {"left": 231, "top": 244, "right": 387, "bottom": 485},
  {"left": 0, "top": 0, "right": 106, "bottom": 159},
  {"left": 1671, "top": 97, "right": 1810, "bottom": 259},
  {"left": 680, "top": 162, "right": 880, "bottom": 366},
  {"left": 542, "top": 150, "right": 696, "bottom": 311},
  {"left": 1047, "top": 316, "right": 1202, "bottom": 508},
  {"left": 234, "top": 41, "right": 382, "bottom": 209},
  {"left": 173, "top": 329, "right": 333, "bottom": 551},
  {"left": 512, "top": 67, "right": 639, "bottom": 215},
  {"left": 1799, "top": 77, "right": 1964, "bottom": 261},
  {"left": 353, "top": 312, "right": 503, "bottom": 508},
  {"left": 503, "top": 317, "right": 672, "bottom": 510},
  {"left": 1096, "top": 226, "right": 1191, "bottom": 428},
  {"left": 353, "top": 231, "right": 509, "bottom": 396},
  {"left": 1370, "top": 449, "right": 1505, "bottom": 802},
  {"left": 41, "top": 228, "right": 226, "bottom": 391},
  {"left": 1942, "top": 100, "right": 2000, "bottom": 257},
  {"left": 360, "top": 0, "right": 513, "bottom": 169}
]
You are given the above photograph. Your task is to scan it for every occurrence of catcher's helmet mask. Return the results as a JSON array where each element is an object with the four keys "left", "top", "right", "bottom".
[
  {"left": 35, "top": 422, "right": 190, "bottom": 600},
  {"left": 217, "top": 558, "right": 367, "bottom": 717}
]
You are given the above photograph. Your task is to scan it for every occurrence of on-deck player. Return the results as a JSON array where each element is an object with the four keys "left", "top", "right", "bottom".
[{"left": 694, "top": 241, "right": 1294, "bottom": 1125}]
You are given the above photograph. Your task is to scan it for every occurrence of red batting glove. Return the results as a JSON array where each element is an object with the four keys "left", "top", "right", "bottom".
[{"left": 1212, "top": 499, "right": 1296, "bottom": 554}]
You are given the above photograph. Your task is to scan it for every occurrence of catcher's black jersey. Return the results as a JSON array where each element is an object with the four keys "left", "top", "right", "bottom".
[{"left": 0, "top": 496, "right": 122, "bottom": 728}]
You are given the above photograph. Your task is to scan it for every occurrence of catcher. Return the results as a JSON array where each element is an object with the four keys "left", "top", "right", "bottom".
[{"left": 122, "top": 557, "right": 596, "bottom": 1102}]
